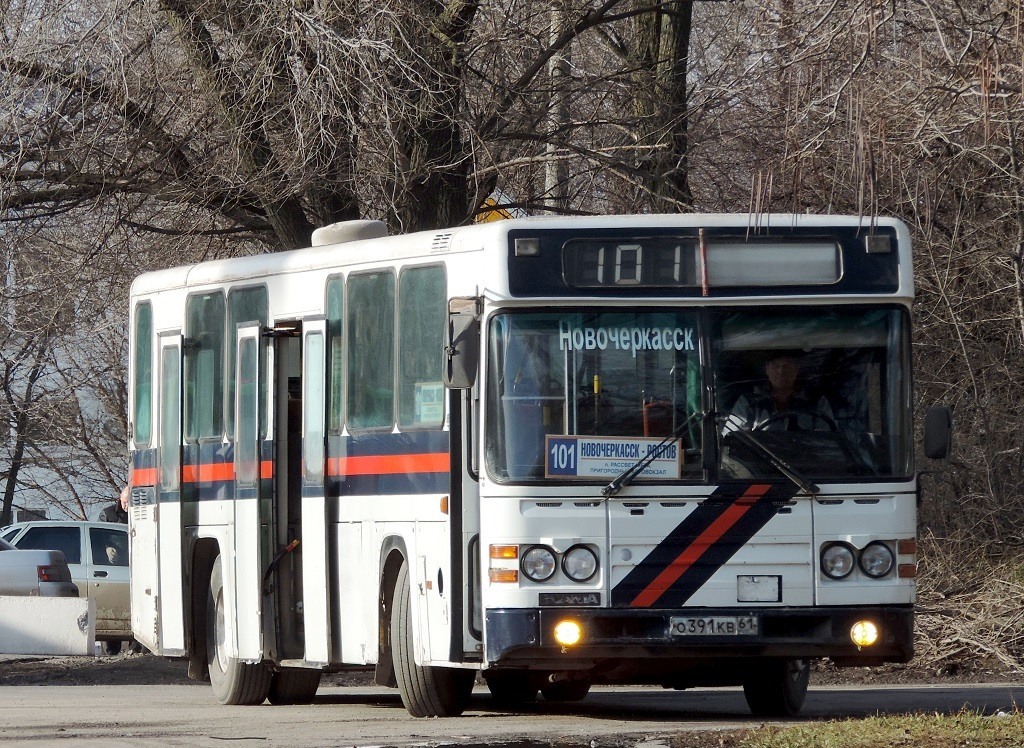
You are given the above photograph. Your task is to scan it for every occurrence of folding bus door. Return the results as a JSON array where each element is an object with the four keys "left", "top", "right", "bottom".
[
  {"left": 156, "top": 333, "right": 185, "bottom": 654},
  {"left": 301, "top": 319, "right": 331, "bottom": 664},
  {"left": 233, "top": 322, "right": 266, "bottom": 661}
]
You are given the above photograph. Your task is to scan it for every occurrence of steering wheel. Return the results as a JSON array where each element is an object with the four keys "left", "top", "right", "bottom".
[{"left": 754, "top": 409, "right": 838, "bottom": 432}]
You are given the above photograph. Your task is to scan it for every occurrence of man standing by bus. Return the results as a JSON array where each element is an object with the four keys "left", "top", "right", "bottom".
[{"left": 99, "top": 486, "right": 130, "bottom": 524}]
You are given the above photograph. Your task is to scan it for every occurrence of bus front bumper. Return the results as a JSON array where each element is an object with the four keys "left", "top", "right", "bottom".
[{"left": 484, "top": 605, "right": 913, "bottom": 670}]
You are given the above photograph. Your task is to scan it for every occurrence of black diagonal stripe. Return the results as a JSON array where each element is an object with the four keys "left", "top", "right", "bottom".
[{"left": 610, "top": 482, "right": 799, "bottom": 608}]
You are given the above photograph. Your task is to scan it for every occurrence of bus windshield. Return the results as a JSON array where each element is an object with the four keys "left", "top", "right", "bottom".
[
  {"left": 485, "top": 306, "right": 912, "bottom": 484},
  {"left": 486, "top": 310, "right": 703, "bottom": 482},
  {"left": 714, "top": 307, "right": 912, "bottom": 482}
]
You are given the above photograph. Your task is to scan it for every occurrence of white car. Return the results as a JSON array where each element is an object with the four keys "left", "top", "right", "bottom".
[
  {"left": 2, "top": 521, "right": 130, "bottom": 652},
  {"left": 0, "top": 537, "right": 79, "bottom": 597}
]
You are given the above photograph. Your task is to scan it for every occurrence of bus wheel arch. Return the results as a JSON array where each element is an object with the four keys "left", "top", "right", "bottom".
[{"left": 374, "top": 540, "right": 408, "bottom": 688}]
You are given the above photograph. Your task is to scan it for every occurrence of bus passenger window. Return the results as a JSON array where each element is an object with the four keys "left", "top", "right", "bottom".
[
  {"left": 398, "top": 266, "right": 445, "bottom": 429},
  {"left": 347, "top": 272, "right": 395, "bottom": 430}
]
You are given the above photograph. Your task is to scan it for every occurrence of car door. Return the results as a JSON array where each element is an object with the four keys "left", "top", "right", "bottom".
[{"left": 86, "top": 525, "right": 131, "bottom": 637}]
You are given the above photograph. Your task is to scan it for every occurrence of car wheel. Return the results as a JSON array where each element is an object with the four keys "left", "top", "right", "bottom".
[{"left": 206, "top": 554, "right": 271, "bottom": 705}]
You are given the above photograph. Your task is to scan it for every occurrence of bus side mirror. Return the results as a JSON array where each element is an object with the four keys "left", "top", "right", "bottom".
[
  {"left": 923, "top": 405, "right": 953, "bottom": 459},
  {"left": 444, "top": 298, "right": 481, "bottom": 390}
]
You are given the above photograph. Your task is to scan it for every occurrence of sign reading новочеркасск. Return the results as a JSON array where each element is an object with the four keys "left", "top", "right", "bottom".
[{"left": 545, "top": 435, "right": 682, "bottom": 480}]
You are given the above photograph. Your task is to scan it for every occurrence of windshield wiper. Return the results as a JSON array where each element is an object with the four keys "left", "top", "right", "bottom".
[
  {"left": 602, "top": 411, "right": 703, "bottom": 498},
  {"left": 725, "top": 426, "right": 820, "bottom": 496}
]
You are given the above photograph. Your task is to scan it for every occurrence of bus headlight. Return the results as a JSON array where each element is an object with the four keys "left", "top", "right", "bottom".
[
  {"left": 521, "top": 545, "right": 557, "bottom": 582},
  {"left": 820, "top": 542, "right": 856, "bottom": 579},
  {"left": 561, "top": 545, "right": 598, "bottom": 583},
  {"left": 859, "top": 541, "right": 895, "bottom": 578}
]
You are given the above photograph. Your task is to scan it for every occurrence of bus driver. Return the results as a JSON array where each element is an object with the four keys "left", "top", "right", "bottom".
[{"left": 728, "top": 351, "right": 835, "bottom": 432}]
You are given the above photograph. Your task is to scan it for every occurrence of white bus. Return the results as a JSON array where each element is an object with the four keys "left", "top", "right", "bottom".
[{"left": 127, "top": 214, "right": 950, "bottom": 717}]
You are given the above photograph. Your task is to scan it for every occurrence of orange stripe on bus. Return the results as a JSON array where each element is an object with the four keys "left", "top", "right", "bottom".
[
  {"left": 326, "top": 453, "right": 449, "bottom": 476},
  {"left": 130, "top": 468, "right": 157, "bottom": 487},
  {"left": 179, "top": 460, "right": 274, "bottom": 484}
]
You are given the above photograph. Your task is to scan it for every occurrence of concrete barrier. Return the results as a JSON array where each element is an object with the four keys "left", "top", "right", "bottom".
[{"left": 0, "top": 596, "right": 95, "bottom": 655}]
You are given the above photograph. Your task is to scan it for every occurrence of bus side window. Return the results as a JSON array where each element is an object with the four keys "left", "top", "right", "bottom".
[
  {"left": 132, "top": 302, "right": 153, "bottom": 446},
  {"left": 347, "top": 271, "right": 395, "bottom": 430},
  {"left": 184, "top": 292, "right": 226, "bottom": 440},
  {"left": 398, "top": 265, "right": 446, "bottom": 429}
]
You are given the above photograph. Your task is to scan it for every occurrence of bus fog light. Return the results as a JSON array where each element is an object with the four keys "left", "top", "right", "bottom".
[
  {"left": 521, "top": 545, "right": 557, "bottom": 582},
  {"left": 820, "top": 542, "right": 855, "bottom": 579},
  {"left": 554, "top": 620, "right": 582, "bottom": 647},
  {"left": 851, "top": 620, "right": 879, "bottom": 647},
  {"left": 858, "top": 541, "right": 895, "bottom": 578},
  {"left": 562, "top": 545, "right": 598, "bottom": 582}
]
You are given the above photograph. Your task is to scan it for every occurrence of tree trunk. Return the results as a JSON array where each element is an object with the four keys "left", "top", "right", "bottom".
[{"left": 632, "top": 0, "right": 694, "bottom": 212}]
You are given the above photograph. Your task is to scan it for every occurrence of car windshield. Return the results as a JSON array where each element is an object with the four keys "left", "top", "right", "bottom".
[
  {"left": 486, "top": 309, "right": 703, "bottom": 481},
  {"left": 714, "top": 307, "right": 912, "bottom": 481},
  {"left": 0, "top": 538, "right": 13, "bottom": 551}
]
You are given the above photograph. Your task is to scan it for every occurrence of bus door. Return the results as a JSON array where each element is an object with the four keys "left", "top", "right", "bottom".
[
  {"left": 445, "top": 297, "right": 483, "bottom": 657},
  {"left": 299, "top": 319, "right": 330, "bottom": 664},
  {"left": 268, "top": 322, "right": 309, "bottom": 663},
  {"left": 233, "top": 323, "right": 266, "bottom": 661},
  {"left": 155, "top": 332, "right": 185, "bottom": 654}
]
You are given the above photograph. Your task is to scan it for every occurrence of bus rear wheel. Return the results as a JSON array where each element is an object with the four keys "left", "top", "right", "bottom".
[
  {"left": 391, "top": 561, "right": 474, "bottom": 717},
  {"left": 268, "top": 668, "right": 322, "bottom": 705},
  {"left": 207, "top": 555, "right": 271, "bottom": 705},
  {"left": 742, "top": 658, "right": 809, "bottom": 717}
]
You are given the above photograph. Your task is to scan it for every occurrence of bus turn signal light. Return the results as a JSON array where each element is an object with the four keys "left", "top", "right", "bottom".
[
  {"left": 490, "top": 545, "right": 519, "bottom": 559},
  {"left": 850, "top": 620, "right": 879, "bottom": 648},
  {"left": 488, "top": 568, "right": 519, "bottom": 583}
]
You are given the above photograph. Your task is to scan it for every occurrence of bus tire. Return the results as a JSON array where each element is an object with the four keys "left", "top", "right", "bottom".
[
  {"left": 484, "top": 671, "right": 538, "bottom": 706},
  {"left": 540, "top": 680, "right": 590, "bottom": 702},
  {"left": 207, "top": 555, "right": 271, "bottom": 705},
  {"left": 391, "top": 561, "right": 474, "bottom": 717},
  {"left": 268, "top": 668, "right": 322, "bottom": 705},
  {"left": 742, "top": 658, "right": 809, "bottom": 717}
]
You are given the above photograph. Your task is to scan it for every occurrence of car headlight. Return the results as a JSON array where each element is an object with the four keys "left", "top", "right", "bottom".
[
  {"left": 859, "top": 541, "right": 895, "bottom": 578},
  {"left": 521, "top": 545, "right": 557, "bottom": 582},
  {"left": 561, "top": 545, "right": 598, "bottom": 582},
  {"left": 821, "top": 542, "right": 856, "bottom": 580}
]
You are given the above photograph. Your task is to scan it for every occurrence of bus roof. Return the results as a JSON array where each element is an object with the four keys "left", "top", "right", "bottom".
[{"left": 130, "top": 213, "right": 911, "bottom": 298}]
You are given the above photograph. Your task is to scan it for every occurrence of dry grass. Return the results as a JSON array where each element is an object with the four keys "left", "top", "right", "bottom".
[
  {"left": 723, "top": 712, "right": 1024, "bottom": 748},
  {"left": 914, "top": 533, "right": 1024, "bottom": 677}
]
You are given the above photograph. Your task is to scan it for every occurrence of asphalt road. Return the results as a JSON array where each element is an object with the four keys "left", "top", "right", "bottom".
[{"left": 3, "top": 682, "right": 1022, "bottom": 747}]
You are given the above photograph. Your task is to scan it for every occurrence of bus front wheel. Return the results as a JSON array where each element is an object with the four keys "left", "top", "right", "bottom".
[
  {"left": 742, "top": 658, "right": 809, "bottom": 717},
  {"left": 391, "top": 561, "right": 474, "bottom": 717},
  {"left": 207, "top": 555, "right": 271, "bottom": 705}
]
